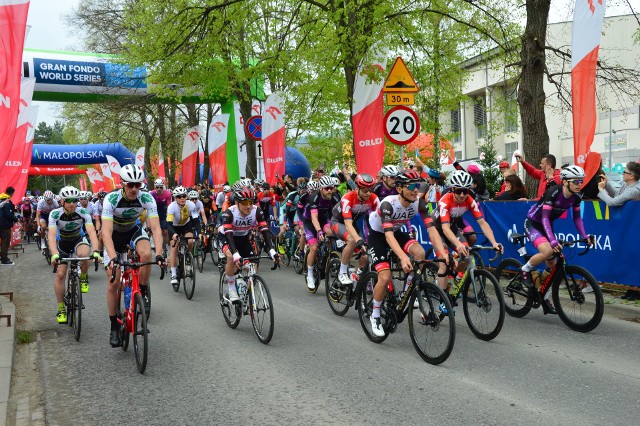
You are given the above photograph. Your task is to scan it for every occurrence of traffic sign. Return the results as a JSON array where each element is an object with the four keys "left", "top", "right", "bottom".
[
  {"left": 256, "top": 141, "right": 263, "bottom": 159},
  {"left": 245, "top": 115, "right": 262, "bottom": 141},
  {"left": 383, "top": 57, "right": 419, "bottom": 93},
  {"left": 386, "top": 93, "right": 415, "bottom": 106},
  {"left": 384, "top": 106, "right": 420, "bottom": 146}
]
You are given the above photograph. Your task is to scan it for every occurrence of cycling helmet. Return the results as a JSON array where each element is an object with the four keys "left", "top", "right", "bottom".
[
  {"left": 120, "top": 164, "right": 145, "bottom": 183},
  {"left": 379, "top": 165, "right": 400, "bottom": 177},
  {"left": 43, "top": 190, "right": 54, "bottom": 200},
  {"left": 54, "top": 195, "right": 61, "bottom": 202},
  {"left": 427, "top": 169, "right": 441, "bottom": 179},
  {"left": 355, "top": 173, "right": 375, "bottom": 189},
  {"left": 22, "top": 197, "right": 29, "bottom": 203},
  {"left": 239, "top": 178, "right": 252, "bottom": 187},
  {"left": 449, "top": 170, "right": 474, "bottom": 189},
  {"left": 234, "top": 186, "right": 256, "bottom": 202},
  {"left": 59, "top": 186, "right": 80, "bottom": 200},
  {"left": 307, "top": 180, "right": 320, "bottom": 191},
  {"left": 80, "top": 191, "right": 92, "bottom": 199},
  {"left": 318, "top": 176, "right": 334, "bottom": 188},
  {"left": 560, "top": 165, "right": 586, "bottom": 180},
  {"left": 98, "top": 191, "right": 107, "bottom": 198},
  {"left": 395, "top": 169, "right": 422, "bottom": 186},
  {"left": 188, "top": 190, "right": 199, "bottom": 199},
  {"left": 223, "top": 185, "right": 231, "bottom": 193},
  {"left": 499, "top": 161, "right": 510, "bottom": 169},
  {"left": 298, "top": 181, "right": 307, "bottom": 191},
  {"left": 37, "top": 196, "right": 44, "bottom": 202},
  {"left": 331, "top": 177, "right": 340, "bottom": 186},
  {"left": 173, "top": 186, "right": 188, "bottom": 197},
  {"left": 140, "top": 182, "right": 148, "bottom": 191},
  {"left": 154, "top": 178, "right": 165, "bottom": 187}
]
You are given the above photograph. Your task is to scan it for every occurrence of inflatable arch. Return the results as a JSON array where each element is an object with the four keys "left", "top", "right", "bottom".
[{"left": 31, "top": 143, "right": 135, "bottom": 166}]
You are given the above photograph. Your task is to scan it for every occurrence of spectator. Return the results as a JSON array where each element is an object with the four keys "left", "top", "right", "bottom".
[
  {"left": 467, "top": 164, "right": 490, "bottom": 201},
  {"left": 496, "top": 161, "right": 511, "bottom": 196},
  {"left": 515, "top": 153, "right": 561, "bottom": 198},
  {"left": 496, "top": 174, "right": 529, "bottom": 200},
  {"left": 580, "top": 152, "right": 605, "bottom": 199},
  {"left": 0, "top": 187, "right": 18, "bottom": 265},
  {"left": 597, "top": 161, "right": 640, "bottom": 206},
  {"left": 419, "top": 169, "right": 444, "bottom": 202}
]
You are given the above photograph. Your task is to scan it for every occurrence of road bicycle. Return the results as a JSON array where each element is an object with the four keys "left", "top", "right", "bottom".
[
  {"left": 171, "top": 235, "right": 197, "bottom": 300},
  {"left": 110, "top": 255, "right": 165, "bottom": 374},
  {"left": 356, "top": 257, "right": 456, "bottom": 365},
  {"left": 303, "top": 236, "right": 342, "bottom": 293},
  {"left": 218, "top": 255, "right": 277, "bottom": 344},
  {"left": 494, "top": 234, "right": 603, "bottom": 332},
  {"left": 445, "top": 246, "right": 505, "bottom": 341},
  {"left": 35, "top": 233, "right": 52, "bottom": 264},
  {"left": 280, "top": 227, "right": 301, "bottom": 268},
  {"left": 193, "top": 231, "right": 206, "bottom": 273},
  {"left": 325, "top": 246, "right": 369, "bottom": 316},
  {"left": 53, "top": 256, "right": 99, "bottom": 341}
]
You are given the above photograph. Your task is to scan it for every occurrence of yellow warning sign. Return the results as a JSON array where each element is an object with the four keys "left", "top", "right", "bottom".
[{"left": 383, "top": 57, "right": 419, "bottom": 93}]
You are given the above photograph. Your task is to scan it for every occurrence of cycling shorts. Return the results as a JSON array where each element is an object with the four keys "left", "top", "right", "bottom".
[
  {"left": 524, "top": 218, "right": 548, "bottom": 248},
  {"left": 57, "top": 236, "right": 89, "bottom": 258},
  {"left": 218, "top": 234, "right": 256, "bottom": 259},
  {"left": 367, "top": 228, "right": 417, "bottom": 272},
  {"left": 302, "top": 218, "right": 331, "bottom": 246},
  {"left": 104, "top": 224, "right": 148, "bottom": 264},
  {"left": 169, "top": 221, "right": 194, "bottom": 240}
]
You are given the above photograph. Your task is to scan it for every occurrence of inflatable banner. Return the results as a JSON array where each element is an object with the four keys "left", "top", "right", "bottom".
[{"left": 31, "top": 142, "right": 135, "bottom": 166}]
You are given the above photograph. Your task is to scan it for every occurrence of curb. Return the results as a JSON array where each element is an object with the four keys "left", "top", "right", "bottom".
[{"left": 0, "top": 296, "right": 16, "bottom": 426}]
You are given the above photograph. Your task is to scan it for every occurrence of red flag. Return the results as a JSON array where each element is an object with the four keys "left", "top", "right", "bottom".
[
  {"left": 98, "top": 163, "right": 115, "bottom": 191},
  {"left": 10, "top": 105, "right": 37, "bottom": 203},
  {"left": 86, "top": 168, "right": 105, "bottom": 193},
  {"left": 208, "top": 114, "right": 229, "bottom": 185},
  {"left": 262, "top": 92, "right": 285, "bottom": 184},
  {"left": 158, "top": 144, "right": 165, "bottom": 180},
  {"left": 352, "top": 49, "right": 387, "bottom": 175},
  {"left": 106, "top": 155, "right": 122, "bottom": 187},
  {"left": 571, "top": 0, "right": 606, "bottom": 167},
  {"left": 181, "top": 126, "right": 201, "bottom": 188},
  {"left": 0, "top": 0, "right": 30, "bottom": 176}
]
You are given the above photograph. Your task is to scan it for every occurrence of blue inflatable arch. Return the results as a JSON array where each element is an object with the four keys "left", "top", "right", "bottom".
[{"left": 31, "top": 143, "right": 136, "bottom": 166}]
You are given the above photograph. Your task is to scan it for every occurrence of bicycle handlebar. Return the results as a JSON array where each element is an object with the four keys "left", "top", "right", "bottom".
[
  {"left": 53, "top": 257, "right": 99, "bottom": 273},
  {"left": 559, "top": 236, "right": 594, "bottom": 256},
  {"left": 170, "top": 236, "right": 199, "bottom": 247},
  {"left": 469, "top": 245, "right": 503, "bottom": 262},
  {"left": 109, "top": 259, "right": 165, "bottom": 283}
]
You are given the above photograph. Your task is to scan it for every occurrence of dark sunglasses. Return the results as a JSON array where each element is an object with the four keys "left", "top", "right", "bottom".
[
  {"left": 453, "top": 188, "right": 470, "bottom": 196},
  {"left": 155, "top": 186, "right": 164, "bottom": 189},
  {"left": 623, "top": 170, "right": 632, "bottom": 175},
  {"left": 175, "top": 194, "right": 187, "bottom": 199},
  {"left": 238, "top": 199, "right": 253, "bottom": 206},
  {"left": 323, "top": 186, "right": 335, "bottom": 191},
  {"left": 569, "top": 180, "right": 583, "bottom": 185},
  {"left": 64, "top": 198, "right": 78, "bottom": 203},
  {"left": 125, "top": 182, "right": 142, "bottom": 189},
  {"left": 404, "top": 183, "right": 420, "bottom": 191}
]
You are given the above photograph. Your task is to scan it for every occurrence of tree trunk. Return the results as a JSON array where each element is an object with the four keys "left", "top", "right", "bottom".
[{"left": 518, "top": 0, "right": 551, "bottom": 195}]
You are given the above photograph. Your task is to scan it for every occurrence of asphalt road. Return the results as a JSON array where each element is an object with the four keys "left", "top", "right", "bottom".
[{"left": 4, "top": 245, "right": 640, "bottom": 425}]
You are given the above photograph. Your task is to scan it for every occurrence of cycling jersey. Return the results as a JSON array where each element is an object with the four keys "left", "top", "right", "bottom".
[
  {"left": 37, "top": 199, "right": 59, "bottom": 215},
  {"left": 92, "top": 200, "right": 103, "bottom": 219},
  {"left": 373, "top": 182, "right": 397, "bottom": 199},
  {"left": 302, "top": 191, "right": 341, "bottom": 222},
  {"left": 79, "top": 202, "right": 95, "bottom": 218},
  {"left": 101, "top": 190, "right": 158, "bottom": 233},
  {"left": 429, "top": 192, "right": 484, "bottom": 228},
  {"left": 48, "top": 206, "right": 93, "bottom": 241},
  {"left": 167, "top": 200, "right": 199, "bottom": 226},
  {"left": 368, "top": 195, "right": 430, "bottom": 233},
  {"left": 331, "top": 190, "right": 379, "bottom": 224},
  {"left": 189, "top": 199, "right": 205, "bottom": 219},
  {"left": 219, "top": 205, "right": 268, "bottom": 237},
  {"left": 150, "top": 189, "right": 172, "bottom": 220}
]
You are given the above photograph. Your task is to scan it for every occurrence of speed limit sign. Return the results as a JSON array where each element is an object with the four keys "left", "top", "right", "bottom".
[{"left": 384, "top": 106, "right": 420, "bottom": 146}]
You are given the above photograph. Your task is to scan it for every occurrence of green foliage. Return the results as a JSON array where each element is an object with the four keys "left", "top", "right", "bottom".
[{"left": 477, "top": 140, "right": 501, "bottom": 197}]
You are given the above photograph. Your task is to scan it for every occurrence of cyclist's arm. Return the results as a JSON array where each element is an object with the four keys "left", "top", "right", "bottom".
[
  {"left": 256, "top": 209, "right": 274, "bottom": 251},
  {"left": 101, "top": 218, "right": 117, "bottom": 261},
  {"left": 441, "top": 222, "right": 465, "bottom": 252},
  {"left": 540, "top": 206, "right": 557, "bottom": 246},
  {"left": 220, "top": 211, "right": 239, "bottom": 254},
  {"left": 572, "top": 205, "right": 588, "bottom": 239},
  {"left": 47, "top": 226, "right": 57, "bottom": 256},
  {"left": 476, "top": 218, "right": 500, "bottom": 248}
]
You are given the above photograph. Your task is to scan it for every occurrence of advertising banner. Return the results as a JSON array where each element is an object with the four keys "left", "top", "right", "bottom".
[
  {"left": 31, "top": 143, "right": 135, "bottom": 166},
  {"left": 208, "top": 114, "right": 229, "bottom": 185},
  {"left": 261, "top": 92, "right": 285, "bottom": 184},
  {"left": 181, "top": 126, "right": 201, "bottom": 188}
]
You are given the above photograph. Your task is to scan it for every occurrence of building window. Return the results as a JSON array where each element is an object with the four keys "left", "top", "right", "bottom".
[
  {"left": 454, "top": 150, "right": 463, "bottom": 161},
  {"left": 504, "top": 86, "right": 519, "bottom": 133},
  {"left": 474, "top": 97, "right": 487, "bottom": 139},
  {"left": 450, "top": 108, "right": 461, "bottom": 143},
  {"left": 505, "top": 141, "right": 518, "bottom": 162}
]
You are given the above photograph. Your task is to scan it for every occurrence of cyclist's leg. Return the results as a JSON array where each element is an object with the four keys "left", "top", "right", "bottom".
[
  {"left": 39, "top": 217, "right": 48, "bottom": 249},
  {"left": 426, "top": 225, "right": 450, "bottom": 290},
  {"left": 522, "top": 219, "right": 555, "bottom": 274},
  {"left": 75, "top": 238, "right": 91, "bottom": 293},
  {"left": 134, "top": 232, "right": 153, "bottom": 286},
  {"left": 302, "top": 220, "right": 319, "bottom": 286},
  {"left": 169, "top": 226, "right": 180, "bottom": 280},
  {"left": 53, "top": 242, "right": 71, "bottom": 323},
  {"left": 332, "top": 222, "right": 354, "bottom": 284}
]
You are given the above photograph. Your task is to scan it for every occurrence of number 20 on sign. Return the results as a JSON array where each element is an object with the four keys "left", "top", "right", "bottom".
[{"left": 384, "top": 106, "right": 420, "bottom": 146}]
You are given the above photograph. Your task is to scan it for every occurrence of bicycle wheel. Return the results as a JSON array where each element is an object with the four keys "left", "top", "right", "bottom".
[
  {"left": 325, "top": 258, "right": 350, "bottom": 316},
  {"left": 552, "top": 265, "right": 604, "bottom": 332},
  {"left": 183, "top": 250, "right": 196, "bottom": 300},
  {"left": 143, "top": 283, "right": 151, "bottom": 321},
  {"left": 45, "top": 248, "right": 51, "bottom": 265},
  {"left": 172, "top": 252, "right": 182, "bottom": 292},
  {"left": 494, "top": 258, "right": 531, "bottom": 318},
  {"left": 462, "top": 269, "right": 505, "bottom": 341},
  {"left": 195, "top": 242, "right": 204, "bottom": 273},
  {"left": 356, "top": 271, "right": 389, "bottom": 343},
  {"left": 249, "top": 275, "right": 274, "bottom": 344},
  {"left": 408, "top": 281, "right": 456, "bottom": 365},
  {"left": 71, "top": 276, "right": 82, "bottom": 341},
  {"left": 210, "top": 238, "right": 220, "bottom": 266},
  {"left": 293, "top": 244, "right": 304, "bottom": 274},
  {"left": 218, "top": 274, "right": 241, "bottom": 329},
  {"left": 281, "top": 235, "right": 292, "bottom": 267},
  {"left": 119, "top": 286, "right": 130, "bottom": 352},
  {"left": 132, "top": 293, "right": 148, "bottom": 374}
]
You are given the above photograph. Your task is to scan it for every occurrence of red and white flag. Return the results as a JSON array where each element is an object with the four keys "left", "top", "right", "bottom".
[
  {"left": 572, "top": 0, "right": 607, "bottom": 166},
  {"left": 0, "top": 0, "right": 30, "bottom": 176},
  {"left": 157, "top": 143, "right": 165, "bottom": 180},
  {"left": 8, "top": 105, "right": 37, "bottom": 204},
  {"left": 208, "top": 114, "right": 229, "bottom": 185},
  {"left": 135, "top": 147, "right": 145, "bottom": 169},
  {"left": 262, "top": 92, "right": 285, "bottom": 184},
  {"left": 352, "top": 48, "right": 387, "bottom": 176},
  {"left": 181, "top": 126, "right": 201, "bottom": 188},
  {"left": 106, "top": 155, "right": 122, "bottom": 187},
  {"left": 98, "top": 162, "right": 115, "bottom": 191},
  {"left": 86, "top": 167, "right": 105, "bottom": 193}
]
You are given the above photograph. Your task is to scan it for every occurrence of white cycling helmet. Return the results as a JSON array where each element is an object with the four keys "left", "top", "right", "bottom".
[
  {"left": 79, "top": 191, "right": 92, "bottom": 199},
  {"left": 239, "top": 178, "right": 252, "bottom": 187},
  {"left": 307, "top": 180, "right": 320, "bottom": 191},
  {"left": 120, "top": 164, "right": 145, "bottom": 183},
  {"left": 379, "top": 165, "right": 400, "bottom": 177},
  {"left": 188, "top": 190, "right": 199, "bottom": 199},
  {"left": 59, "top": 186, "right": 80, "bottom": 200},
  {"left": 43, "top": 190, "right": 54, "bottom": 200},
  {"left": 319, "top": 176, "right": 334, "bottom": 188},
  {"left": 154, "top": 178, "right": 165, "bottom": 187},
  {"left": 54, "top": 195, "right": 61, "bottom": 202},
  {"left": 449, "top": 170, "right": 474, "bottom": 189},
  {"left": 173, "top": 186, "right": 188, "bottom": 197},
  {"left": 560, "top": 165, "right": 586, "bottom": 180},
  {"left": 37, "top": 196, "right": 44, "bottom": 202},
  {"left": 223, "top": 185, "right": 231, "bottom": 193}
]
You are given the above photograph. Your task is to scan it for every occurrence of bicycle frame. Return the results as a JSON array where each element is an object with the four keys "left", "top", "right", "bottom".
[{"left": 449, "top": 247, "right": 500, "bottom": 299}]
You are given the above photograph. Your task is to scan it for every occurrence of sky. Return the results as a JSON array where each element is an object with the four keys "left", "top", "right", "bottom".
[{"left": 25, "top": 0, "right": 637, "bottom": 125}]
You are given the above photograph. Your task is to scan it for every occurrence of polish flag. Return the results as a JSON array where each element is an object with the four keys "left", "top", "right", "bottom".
[
  {"left": 98, "top": 162, "right": 115, "bottom": 191},
  {"left": 181, "top": 126, "right": 201, "bottom": 188},
  {"left": 572, "top": 0, "right": 607, "bottom": 166},
  {"left": 262, "top": 92, "right": 285, "bottom": 185},
  {"left": 106, "top": 155, "right": 122, "bottom": 187},
  {"left": 208, "top": 114, "right": 229, "bottom": 185},
  {"left": 0, "top": 0, "right": 30, "bottom": 176},
  {"left": 352, "top": 48, "right": 387, "bottom": 175},
  {"left": 158, "top": 143, "right": 165, "bottom": 180},
  {"left": 86, "top": 168, "right": 105, "bottom": 193}
]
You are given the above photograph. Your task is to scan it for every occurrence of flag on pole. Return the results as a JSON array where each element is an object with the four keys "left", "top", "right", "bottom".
[
  {"left": 9, "top": 105, "right": 37, "bottom": 204},
  {"left": 135, "top": 147, "right": 145, "bottom": 168},
  {"left": 262, "top": 92, "right": 285, "bottom": 184},
  {"left": 571, "top": 0, "right": 607, "bottom": 167},
  {"left": 86, "top": 168, "right": 105, "bottom": 193},
  {"left": 158, "top": 143, "right": 165, "bottom": 180},
  {"left": 208, "top": 114, "right": 229, "bottom": 185},
  {"left": 98, "top": 163, "right": 115, "bottom": 191},
  {"left": 106, "top": 155, "right": 122, "bottom": 187},
  {"left": 181, "top": 126, "right": 201, "bottom": 188}
]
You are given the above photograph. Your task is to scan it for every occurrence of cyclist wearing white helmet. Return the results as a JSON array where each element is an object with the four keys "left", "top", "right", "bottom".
[
  {"left": 36, "top": 190, "right": 59, "bottom": 251},
  {"left": 189, "top": 189, "right": 208, "bottom": 242},
  {"left": 102, "top": 164, "right": 164, "bottom": 347},
  {"left": 151, "top": 177, "right": 172, "bottom": 253},
  {"left": 48, "top": 186, "right": 101, "bottom": 323},
  {"left": 520, "top": 164, "right": 593, "bottom": 314},
  {"left": 373, "top": 165, "right": 399, "bottom": 199}
]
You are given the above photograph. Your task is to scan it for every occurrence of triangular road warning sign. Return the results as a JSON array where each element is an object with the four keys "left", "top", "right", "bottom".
[{"left": 383, "top": 57, "right": 419, "bottom": 93}]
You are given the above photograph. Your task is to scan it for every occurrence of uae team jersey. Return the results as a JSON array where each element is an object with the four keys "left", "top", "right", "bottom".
[
  {"left": 369, "top": 195, "right": 430, "bottom": 233},
  {"left": 101, "top": 190, "right": 158, "bottom": 232},
  {"left": 430, "top": 192, "right": 484, "bottom": 228},
  {"left": 219, "top": 205, "right": 268, "bottom": 237}
]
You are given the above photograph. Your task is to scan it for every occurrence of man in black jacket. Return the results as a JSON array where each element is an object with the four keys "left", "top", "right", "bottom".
[{"left": 0, "top": 186, "right": 18, "bottom": 265}]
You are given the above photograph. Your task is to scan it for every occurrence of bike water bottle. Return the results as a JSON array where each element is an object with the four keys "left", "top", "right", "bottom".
[
  {"left": 349, "top": 267, "right": 358, "bottom": 283},
  {"left": 124, "top": 283, "right": 132, "bottom": 308},
  {"left": 236, "top": 277, "right": 245, "bottom": 298}
]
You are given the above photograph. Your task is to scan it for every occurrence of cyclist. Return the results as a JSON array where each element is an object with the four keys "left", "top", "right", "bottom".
[
  {"left": 301, "top": 176, "right": 341, "bottom": 290},
  {"left": 19, "top": 196, "right": 35, "bottom": 238},
  {"left": 92, "top": 191, "right": 107, "bottom": 254},
  {"left": 49, "top": 186, "right": 101, "bottom": 323},
  {"left": 167, "top": 187, "right": 202, "bottom": 285},
  {"left": 102, "top": 164, "right": 164, "bottom": 347},
  {"left": 36, "top": 190, "right": 59, "bottom": 252},
  {"left": 520, "top": 165, "right": 593, "bottom": 314},
  {"left": 426, "top": 170, "right": 503, "bottom": 291},
  {"left": 367, "top": 170, "right": 449, "bottom": 337},
  {"left": 188, "top": 189, "right": 209, "bottom": 243},
  {"left": 373, "top": 165, "right": 399, "bottom": 199},
  {"left": 218, "top": 186, "right": 278, "bottom": 301},
  {"left": 199, "top": 186, "right": 216, "bottom": 222},
  {"left": 257, "top": 182, "right": 278, "bottom": 224},
  {"left": 330, "top": 173, "right": 378, "bottom": 287},
  {"left": 150, "top": 178, "right": 172, "bottom": 252},
  {"left": 295, "top": 180, "right": 318, "bottom": 261}
]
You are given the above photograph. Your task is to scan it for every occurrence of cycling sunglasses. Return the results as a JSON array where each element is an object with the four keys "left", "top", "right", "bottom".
[
  {"left": 238, "top": 199, "right": 253, "bottom": 206},
  {"left": 175, "top": 194, "right": 187, "bottom": 199},
  {"left": 64, "top": 198, "right": 78, "bottom": 203},
  {"left": 404, "top": 183, "right": 420, "bottom": 191},
  {"left": 569, "top": 179, "right": 583, "bottom": 185},
  {"left": 322, "top": 186, "right": 336, "bottom": 191},
  {"left": 125, "top": 182, "right": 142, "bottom": 189},
  {"left": 453, "top": 188, "right": 470, "bottom": 196}
]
